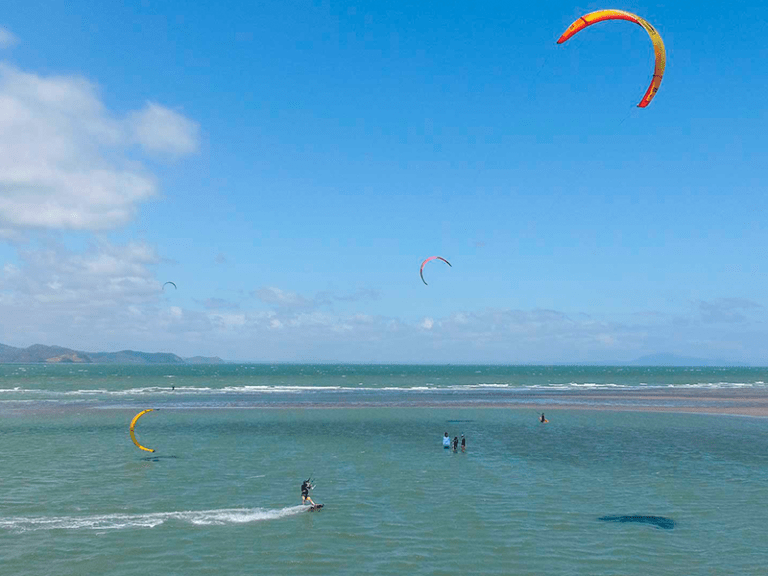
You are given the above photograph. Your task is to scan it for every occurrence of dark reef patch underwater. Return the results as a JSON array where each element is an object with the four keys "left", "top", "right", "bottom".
[{"left": 598, "top": 515, "right": 675, "bottom": 530}]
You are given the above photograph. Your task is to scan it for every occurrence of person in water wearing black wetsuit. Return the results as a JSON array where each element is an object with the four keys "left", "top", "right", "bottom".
[
  {"left": 301, "top": 479, "right": 316, "bottom": 506},
  {"left": 453, "top": 436, "right": 459, "bottom": 451},
  {"left": 461, "top": 434, "right": 466, "bottom": 452},
  {"left": 540, "top": 413, "right": 548, "bottom": 423}
]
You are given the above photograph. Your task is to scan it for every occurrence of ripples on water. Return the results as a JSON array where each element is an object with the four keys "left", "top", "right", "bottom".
[{"left": 1, "top": 367, "right": 767, "bottom": 575}]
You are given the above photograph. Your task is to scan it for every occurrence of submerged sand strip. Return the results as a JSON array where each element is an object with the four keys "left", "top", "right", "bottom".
[{"left": 4, "top": 389, "right": 768, "bottom": 417}]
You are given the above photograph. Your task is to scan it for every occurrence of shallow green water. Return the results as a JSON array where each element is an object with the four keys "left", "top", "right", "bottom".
[{"left": 2, "top": 404, "right": 767, "bottom": 575}]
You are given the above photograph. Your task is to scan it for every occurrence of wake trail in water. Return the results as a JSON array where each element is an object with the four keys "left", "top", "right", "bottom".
[{"left": 0, "top": 505, "right": 308, "bottom": 532}]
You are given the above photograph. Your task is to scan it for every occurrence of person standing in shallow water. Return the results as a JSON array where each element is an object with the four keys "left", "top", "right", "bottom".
[
  {"left": 443, "top": 432, "right": 451, "bottom": 449},
  {"left": 453, "top": 436, "right": 459, "bottom": 452},
  {"left": 461, "top": 434, "right": 466, "bottom": 452}
]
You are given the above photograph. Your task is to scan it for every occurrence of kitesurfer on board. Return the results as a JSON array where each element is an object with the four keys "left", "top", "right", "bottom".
[{"left": 301, "top": 478, "right": 316, "bottom": 507}]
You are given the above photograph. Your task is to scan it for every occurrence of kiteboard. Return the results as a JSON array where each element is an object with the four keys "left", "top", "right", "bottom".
[{"left": 309, "top": 504, "right": 324, "bottom": 512}]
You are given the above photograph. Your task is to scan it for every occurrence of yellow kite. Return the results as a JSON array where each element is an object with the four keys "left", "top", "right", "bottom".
[
  {"left": 558, "top": 10, "right": 665, "bottom": 107},
  {"left": 129, "top": 409, "right": 156, "bottom": 453}
]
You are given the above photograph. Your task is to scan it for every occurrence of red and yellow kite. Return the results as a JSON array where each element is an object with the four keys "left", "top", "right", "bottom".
[{"left": 558, "top": 10, "right": 665, "bottom": 108}]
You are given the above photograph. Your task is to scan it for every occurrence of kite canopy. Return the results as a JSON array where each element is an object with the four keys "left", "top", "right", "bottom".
[
  {"left": 162, "top": 281, "right": 177, "bottom": 290},
  {"left": 420, "top": 256, "right": 452, "bottom": 285},
  {"left": 129, "top": 409, "right": 156, "bottom": 453},
  {"left": 557, "top": 10, "right": 665, "bottom": 108}
]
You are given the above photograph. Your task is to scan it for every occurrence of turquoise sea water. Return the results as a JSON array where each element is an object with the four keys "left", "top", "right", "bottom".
[{"left": 2, "top": 365, "right": 767, "bottom": 575}]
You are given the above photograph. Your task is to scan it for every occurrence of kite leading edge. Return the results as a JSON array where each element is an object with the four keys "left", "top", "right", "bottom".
[{"left": 557, "top": 10, "right": 665, "bottom": 108}]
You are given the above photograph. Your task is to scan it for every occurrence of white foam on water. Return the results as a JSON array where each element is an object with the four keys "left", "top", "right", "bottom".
[
  {"left": 2, "top": 380, "right": 768, "bottom": 398},
  {"left": 0, "top": 506, "right": 308, "bottom": 533}
]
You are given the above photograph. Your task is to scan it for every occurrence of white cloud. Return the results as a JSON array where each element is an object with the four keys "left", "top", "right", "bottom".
[
  {"left": 2, "top": 241, "right": 160, "bottom": 304},
  {"left": 698, "top": 298, "right": 762, "bottom": 324},
  {"left": 128, "top": 102, "right": 200, "bottom": 158},
  {"left": 255, "top": 286, "right": 314, "bottom": 309},
  {"left": 0, "top": 240, "right": 168, "bottom": 348},
  {"left": 0, "top": 27, "right": 18, "bottom": 49},
  {"left": 0, "top": 64, "right": 199, "bottom": 234},
  {"left": 203, "top": 297, "right": 239, "bottom": 310},
  {"left": 254, "top": 285, "right": 380, "bottom": 312},
  {"left": 2, "top": 257, "right": 767, "bottom": 362},
  {"left": 209, "top": 313, "right": 246, "bottom": 328}
]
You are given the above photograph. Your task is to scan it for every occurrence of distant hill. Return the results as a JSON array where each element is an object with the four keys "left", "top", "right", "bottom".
[
  {"left": 629, "top": 353, "right": 750, "bottom": 367},
  {"left": 88, "top": 350, "right": 185, "bottom": 364},
  {"left": 0, "top": 344, "right": 91, "bottom": 364},
  {"left": 0, "top": 343, "right": 225, "bottom": 365},
  {"left": 184, "top": 356, "right": 226, "bottom": 364}
]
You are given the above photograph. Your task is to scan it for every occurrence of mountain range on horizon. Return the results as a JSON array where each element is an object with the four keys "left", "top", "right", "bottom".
[
  {"left": 0, "top": 343, "right": 225, "bottom": 365},
  {"left": 0, "top": 343, "right": 754, "bottom": 366},
  {"left": 625, "top": 353, "right": 751, "bottom": 367}
]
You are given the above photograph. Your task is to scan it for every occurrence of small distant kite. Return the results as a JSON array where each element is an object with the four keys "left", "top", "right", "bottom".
[
  {"left": 162, "top": 282, "right": 177, "bottom": 290},
  {"left": 129, "top": 409, "right": 156, "bottom": 453},
  {"left": 420, "top": 256, "right": 452, "bottom": 285},
  {"left": 557, "top": 10, "right": 666, "bottom": 108}
]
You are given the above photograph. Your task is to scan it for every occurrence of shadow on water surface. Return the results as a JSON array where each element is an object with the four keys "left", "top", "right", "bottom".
[
  {"left": 598, "top": 515, "right": 675, "bottom": 530},
  {"left": 140, "top": 455, "right": 179, "bottom": 462}
]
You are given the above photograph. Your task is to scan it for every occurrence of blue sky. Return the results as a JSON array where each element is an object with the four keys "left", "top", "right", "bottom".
[{"left": 1, "top": 1, "right": 767, "bottom": 363}]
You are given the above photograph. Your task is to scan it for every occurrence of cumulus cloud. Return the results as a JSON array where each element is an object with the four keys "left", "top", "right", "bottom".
[
  {"left": 254, "top": 286, "right": 315, "bottom": 309},
  {"left": 1, "top": 241, "right": 160, "bottom": 306},
  {"left": 698, "top": 298, "right": 762, "bottom": 324},
  {"left": 128, "top": 102, "right": 199, "bottom": 158},
  {"left": 255, "top": 286, "right": 380, "bottom": 311},
  {"left": 0, "top": 64, "right": 199, "bottom": 234},
  {"left": 0, "top": 240, "right": 167, "bottom": 347},
  {"left": 3, "top": 279, "right": 767, "bottom": 362},
  {"left": 203, "top": 297, "right": 239, "bottom": 310},
  {"left": 0, "top": 27, "right": 18, "bottom": 49},
  {"left": 322, "top": 287, "right": 380, "bottom": 303}
]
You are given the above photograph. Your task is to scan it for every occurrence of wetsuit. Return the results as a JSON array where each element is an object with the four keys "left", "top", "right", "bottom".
[
  {"left": 453, "top": 437, "right": 459, "bottom": 451},
  {"left": 301, "top": 481, "right": 311, "bottom": 499},
  {"left": 461, "top": 436, "right": 466, "bottom": 450}
]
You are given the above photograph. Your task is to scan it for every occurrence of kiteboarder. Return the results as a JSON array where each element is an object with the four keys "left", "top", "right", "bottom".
[
  {"left": 443, "top": 432, "right": 451, "bottom": 449},
  {"left": 540, "top": 413, "right": 548, "bottom": 423},
  {"left": 301, "top": 478, "right": 316, "bottom": 507}
]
